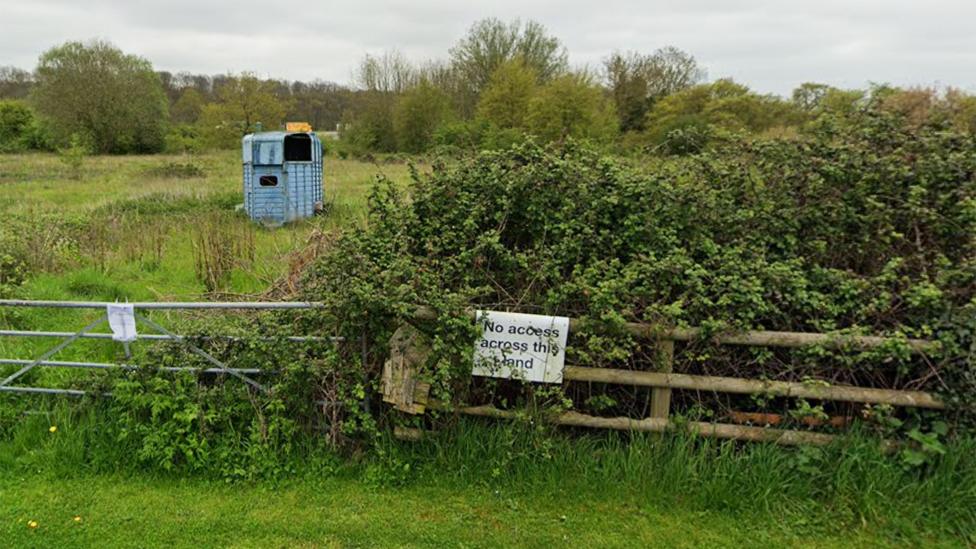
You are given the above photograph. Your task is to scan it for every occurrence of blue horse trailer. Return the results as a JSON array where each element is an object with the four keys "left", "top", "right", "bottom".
[{"left": 242, "top": 131, "right": 323, "bottom": 225}]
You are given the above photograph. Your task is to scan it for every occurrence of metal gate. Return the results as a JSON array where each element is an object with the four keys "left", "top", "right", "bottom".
[{"left": 0, "top": 299, "right": 330, "bottom": 397}]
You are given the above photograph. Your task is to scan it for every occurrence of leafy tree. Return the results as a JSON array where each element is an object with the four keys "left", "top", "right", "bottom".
[
  {"left": 475, "top": 59, "right": 538, "bottom": 130},
  {"left": 416, "top": 60, "right": 475, "bottom": 119},
  {"left": 197, "top": 73, "right": 287, "bottom": 148},
  {"left": 527, "top": 74, "right": 617, "bottom": 143},
  {"left": 793, "top": 82, "right": 869, "bottom": 120},
  {"left": 171, "top": 87, "right": 205, "bottom": 124},
  {"left": 450, "top": 18, "right": 567, "bottom": 93},
  {"left": 31, "top": 40, "right": 168, "bottom": 153},
  {"left": 0, "top": 100, "right": 42, "bottom": 151},
  {"left": 791, "top": 82, "right": 834, "bottom": 111},
  {"left": 645, "top": 79, "right": 802, "bottom": 148},
  {"left": 946, "top": 88, "right": 976, "bottom": 133},
  {"left": 342, "top": 91, "right": 397, "bottom": 153},
  {"left": 393, "top": 80, "right": 455, "bottom": 153},
  {"left": 604, "top": 48, "right": 704, "bottom": 132},
  {"left": 342, "top": 53, "right": 413, "bottom": 153},
  {"left": 877, "top": 86, "right": 948, "bottom": 128}
]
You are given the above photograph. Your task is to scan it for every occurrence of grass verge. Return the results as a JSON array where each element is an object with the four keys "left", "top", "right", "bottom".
[{"left": 0, "top": 408, "right": 973, "bottom": 547}]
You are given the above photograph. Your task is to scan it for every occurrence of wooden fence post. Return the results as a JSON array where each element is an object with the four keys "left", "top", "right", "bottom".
[
  {"left": 649, "top": 339, "right": 674, "bottom": 419},
  {"left": 380, "top": 324, "right": 431, "bottom": 414}
]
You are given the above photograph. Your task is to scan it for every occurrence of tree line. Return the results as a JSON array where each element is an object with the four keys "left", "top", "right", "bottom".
[{"left": 1, "top": 18, "right": 975, "bottom": 155}]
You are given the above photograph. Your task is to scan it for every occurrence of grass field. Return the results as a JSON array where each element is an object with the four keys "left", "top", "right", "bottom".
[
  {"left": 1, "top": 151, "right": 974, "bottom": 548},
  {"left": 0, "top": 150, "right": 415, "bottom": 381},
  {"left": 0, "top": 475, "right": 935, "bottom": 549},
  {"left": 0, "top": 150, "right": 416, "bottom": 297}
]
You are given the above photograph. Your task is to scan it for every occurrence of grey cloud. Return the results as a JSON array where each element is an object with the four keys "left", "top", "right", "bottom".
[{"left": 0, "top": 0, "right": 974, "bottom": 95}]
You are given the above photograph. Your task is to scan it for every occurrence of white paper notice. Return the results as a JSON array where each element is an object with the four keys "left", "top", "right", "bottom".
[
  {"left": 472, "top": 310, "right": 570, "bottom": 384},
  {"left": 107, "top": 304, "right": 137, "bottom": 342}
]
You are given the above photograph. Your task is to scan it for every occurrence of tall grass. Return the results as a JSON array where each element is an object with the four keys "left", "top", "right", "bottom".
[
  {"left": 376, "top": 418, "right": 976, "bottom": 540},
  {"left": 192, "top": 212, "right": 256, "bottom": 293}
]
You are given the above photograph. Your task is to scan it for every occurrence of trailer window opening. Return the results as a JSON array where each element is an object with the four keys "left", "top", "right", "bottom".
[
  {"left": 284, "top": 134, "right": 313, "bottom": 161},
  {"left": 259, "top": 175, "right": 278, "bottom": 187}
]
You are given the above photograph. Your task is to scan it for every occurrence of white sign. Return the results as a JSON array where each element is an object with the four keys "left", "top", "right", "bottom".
[
  {"left": 472, "top": 310, "right": 569, "bottom": 384},
  {"left": 107, "top": 304, "right": 137, "bottom": 342}
]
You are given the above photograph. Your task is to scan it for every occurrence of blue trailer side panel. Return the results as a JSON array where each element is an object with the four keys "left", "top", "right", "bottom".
[{"left": 242, "top": 131, "right": 323, "bottom": 225}]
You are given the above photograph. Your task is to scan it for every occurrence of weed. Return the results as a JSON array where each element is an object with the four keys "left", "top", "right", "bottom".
[
  {"left": 57, "top": 134, "right": 89, "bottom": 179},
  {"left": 192, "top": 212, "right": 255, "bottom": 293}
]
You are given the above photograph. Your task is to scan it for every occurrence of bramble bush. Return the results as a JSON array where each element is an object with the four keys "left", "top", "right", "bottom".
[{"left": 303, "top": 103, "right": 976, "bottom": 431}]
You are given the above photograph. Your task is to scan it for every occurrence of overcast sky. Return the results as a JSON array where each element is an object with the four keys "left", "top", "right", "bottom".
[{"left": 2, "top": 0, "right": 974, "bottom": 96}]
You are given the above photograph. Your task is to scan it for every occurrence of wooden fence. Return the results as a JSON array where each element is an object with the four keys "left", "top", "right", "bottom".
[{"left": 386, "top": 307, "right": 943, "bottom": 446}]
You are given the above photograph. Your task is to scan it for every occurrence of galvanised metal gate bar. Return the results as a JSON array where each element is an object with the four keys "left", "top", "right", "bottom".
[{"left": 0, "top": 299, "right": 331, "bottom": 397}]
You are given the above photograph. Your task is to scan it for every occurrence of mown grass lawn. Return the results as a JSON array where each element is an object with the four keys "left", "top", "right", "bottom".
[{"left": 0, "top": 474, "right": 928, "bottom": 548}]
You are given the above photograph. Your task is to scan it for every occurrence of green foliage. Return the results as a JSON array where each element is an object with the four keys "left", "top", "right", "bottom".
[
  {"left": 604, "top": 48, "right": 704, "bottom": 132},
  {"left": 475, "top": 59, "right": 537, "bottom": 130},
  {"left": 197, "top": 73, "right": 288, "bottom": 149},
  {"left": 342, "top": 91, "right": 397, "bottom": 153},
  {"left": 0, "top": 246, "right": 26, "bottom": 298},
  {"left": 31, "top": 40, "right": 169, "bottom": 154},
  {"left": 305, "top": 107, "right": 976, "bottom": 425},
  {"left": 475, "top": 65, "right": 617, "bottom": 148},
  {"left": 99, "top": 330, "right": 362, "bottom": 480},
  {"left": 392, "top": 80, "right": 454, "bottom": 153},
  {"left": 0, "top": 100, "right": 46, "bottom": 152},
  {"left": 57, "top": 133, "right": 90, "bottom": 179},
  {"left": 163, "top": 124, "right": 203, "bottom": 154},
  {"left": 432, "top": 119, "right": 486, "bottom": 152},
  {"left": 646, "top": 79, "right": 804, "bottom": 151},
  {"left": 171, "top": 87, "right": 205, "bottom": 124},
  {"left": 527, "top": 73, "right": 618, "bottom": 143}
]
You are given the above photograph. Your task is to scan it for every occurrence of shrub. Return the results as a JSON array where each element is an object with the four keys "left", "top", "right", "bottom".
[
  {"left": 432, "top": 120, "right": 485, "bottom": 152},
  {"left": 304, "top": 106, "right": 976, "bottom": 427},
  {"left": 341, "top": 91, "right": 397, "bottom": 153},
  {"left": 526, "top": 73, "right": 618, "bottom": 144},
  {"left": 58, "top": 133, "right": 90, "bottom": 179},
  {"left": 645, "top": 79, "right": 803, "bottom": 151},
  {"left": 392, "top": 80, "right": 455, "bottom": 153},
  {"left": 0, "top": 100, "right": 39, "bottom": 152},
  {"left": 475, "top": 59, "right": 537, "bottom": 130},
  {"left": 164, "top": 124, "right": 204, "bottom": 154}
]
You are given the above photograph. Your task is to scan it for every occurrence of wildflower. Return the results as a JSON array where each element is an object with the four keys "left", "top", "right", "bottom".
[
  {"left": 27, "top": 520, "right": 38, "bottom": 529},
  {"left": 49, "top": 426, "right": 57, "bottom": 433},
  {"left": 73, "top": 515, "right": 82, "bottom": 522}
]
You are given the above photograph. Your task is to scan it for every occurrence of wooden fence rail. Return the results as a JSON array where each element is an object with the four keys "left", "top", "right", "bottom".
[{"left": 393, "top": 307, "right": 944, "bottom": 446}]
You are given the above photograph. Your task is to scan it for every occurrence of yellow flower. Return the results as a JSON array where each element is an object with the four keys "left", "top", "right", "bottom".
[
  {"left": 49, "top": 426, "right": 57, "bottom": 433},
  {"left": 27, "top": 520, "right": 38, "bottom": 529},
  {"left": 73, "top": 516, "right": 82, "bottom": 522}
]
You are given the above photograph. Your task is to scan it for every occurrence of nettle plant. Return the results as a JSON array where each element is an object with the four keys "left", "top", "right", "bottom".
[{"left": 100, "top": 315, "right": 374, "bottom": 479}]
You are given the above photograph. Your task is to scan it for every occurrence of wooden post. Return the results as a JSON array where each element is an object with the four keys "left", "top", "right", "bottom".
[
  {"left": 649, "top": 340, "right": 674, "bottom": 419},
  {"left": 380, "top": 325, "right": 431, "bottom": 414}
]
